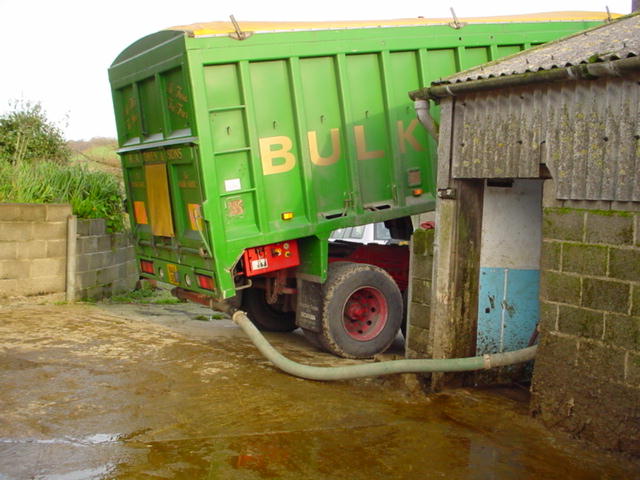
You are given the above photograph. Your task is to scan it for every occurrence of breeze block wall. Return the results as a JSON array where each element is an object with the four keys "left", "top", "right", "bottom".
[
  {"left": 406, "top": 228, "right": 435, "bottom": 359},
  {"left": 0, "top": 203, "right": 70, "bottom": 297},
  {"left": 531, "top": 204, "right": 640, "bottom": 456},
  {"left": 75, "top": 218, "right": 138, "bottom": 300},
  {"left": 0, "top": 203, "right": 138, "bottom": 301}
]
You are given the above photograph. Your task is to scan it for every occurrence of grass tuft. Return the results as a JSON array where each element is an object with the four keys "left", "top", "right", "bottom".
[
  {"left": 0, "top": 160, "right": 125, "bottom": 232},
  {"left": 109, "top": 285, "right": 181, "bottom": 305}
]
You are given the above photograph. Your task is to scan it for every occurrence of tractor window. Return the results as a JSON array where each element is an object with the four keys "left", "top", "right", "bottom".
[{"left": 374, "top": 223, "right": 392, "bottom": 241}]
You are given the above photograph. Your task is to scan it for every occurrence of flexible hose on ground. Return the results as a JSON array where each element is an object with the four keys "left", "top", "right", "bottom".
[{"left": 232, "top": 311, "right": 537, "bottom": 381}]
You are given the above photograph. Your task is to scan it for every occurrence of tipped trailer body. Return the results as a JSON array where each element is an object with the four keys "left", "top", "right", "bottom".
[{"left": 109, "top": 12, "right": 610, "bottom": 357}]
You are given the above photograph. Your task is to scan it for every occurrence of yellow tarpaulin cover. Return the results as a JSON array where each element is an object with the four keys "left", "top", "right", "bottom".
[{"left": 168, "top": 12, "right": 619, "bottom": 37}]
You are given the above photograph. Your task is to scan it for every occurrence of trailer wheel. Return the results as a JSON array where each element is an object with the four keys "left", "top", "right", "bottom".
[
  {"left": 319, "top": 262, "right": 402, "bottom": 359},
  {"left": 302, "top": 329, "right": 323, "bottom": 349},
  {"left": 241, "top": 287, "right": 297, "bottom": 332}
]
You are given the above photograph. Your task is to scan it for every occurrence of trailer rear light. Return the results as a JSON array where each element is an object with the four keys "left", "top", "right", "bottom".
[
  {"left": 412, "top": 188, "right": 424, "bottom": 196},
  {"left": 197, "top": 274, "right": 215, "bottom": 290},
  {"left": 140, "top": 260, "right": 154, "bottom": 274},
  {"left": 281, "top": 212, "right": 294, "bottom": 220}
]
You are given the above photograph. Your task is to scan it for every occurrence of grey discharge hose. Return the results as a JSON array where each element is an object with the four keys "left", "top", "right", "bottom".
[{"left": 232, "top": 311, "right": 537, "bottom": 381}]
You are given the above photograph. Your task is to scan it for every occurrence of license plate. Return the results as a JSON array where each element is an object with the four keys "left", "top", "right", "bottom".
[
  {"left": 167, "top": 264, "right": 180, "bottom": 285},
  {"left": 251, "top": 258, "right": 268, "bottom": 271}
]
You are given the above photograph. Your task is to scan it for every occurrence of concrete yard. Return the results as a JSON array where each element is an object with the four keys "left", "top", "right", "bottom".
[{"left": 0, "top": 300, "right": 638, "bottom": 479}]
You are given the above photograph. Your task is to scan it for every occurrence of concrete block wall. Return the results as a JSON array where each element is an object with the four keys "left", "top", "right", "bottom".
[
  {"left": 0, "top": 204, "right": 138, "bottom": 301},
  {"left": 531, "top": 204, "right": 640, "bottom": 456},
  {"left": 75, "top": 218, "right": 138, "bottom": 301},
  {"left": 406, "top": 228, "right": 435, "bottom": 359},
  {"left": 0, "top": 203, "right": 70, "bottom": 297}
]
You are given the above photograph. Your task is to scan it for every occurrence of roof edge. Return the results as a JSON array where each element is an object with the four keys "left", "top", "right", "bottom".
[{"left": 410, "top": 55, "right": 640, "bottom": 102}]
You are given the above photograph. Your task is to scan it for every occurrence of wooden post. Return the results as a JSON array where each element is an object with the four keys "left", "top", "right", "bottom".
[
  {"left": 426, "top": 97, "right": 484, "bottom": 390},
  {"left": 429, "top": 180, "right": 484, "bottom": 391}
]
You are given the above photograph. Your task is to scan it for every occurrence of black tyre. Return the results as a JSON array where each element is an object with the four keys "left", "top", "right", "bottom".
[
  {"left": 241, "top": 287, "right": 297, "bottom": 332},
  {"left": 400, "top": 290, "right": 408, "bottom": 339},
  {"left": 318, "top": 262, "right": 403, "bottom": 359},
  {"left": 301, "top": 328, "right": 323, "bottom": 349}
]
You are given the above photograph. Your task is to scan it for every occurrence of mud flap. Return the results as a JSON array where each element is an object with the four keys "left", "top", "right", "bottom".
[{"left": 295, "top": 278, "right": 323, "bottom": 332}]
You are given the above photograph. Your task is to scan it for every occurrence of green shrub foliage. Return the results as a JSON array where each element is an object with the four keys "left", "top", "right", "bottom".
[
  {"left": 0, "top": 161, "right": 125, "bottom": 232},
  {"left": 0, "top": 100, "right": 125, "bottom": 231},
  {"left": 0, "top": 100, "right": 70, "bottom": 164}
]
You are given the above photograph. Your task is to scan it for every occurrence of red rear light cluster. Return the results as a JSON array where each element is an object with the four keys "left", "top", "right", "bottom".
[
  {"left": 197, "top": 274, "right": 215, "bottom": 290},
  {"left": 140, "top": 260, "right": 154, "bottom": 274}
]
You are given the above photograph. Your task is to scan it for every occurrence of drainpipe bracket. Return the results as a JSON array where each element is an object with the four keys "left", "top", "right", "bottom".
[{"left": 437, "top": 188, "right": 457, "bottom": 200}]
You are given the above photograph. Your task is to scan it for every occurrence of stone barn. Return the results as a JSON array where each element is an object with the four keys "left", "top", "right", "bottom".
[{"left": 409, "top": 12, "right": 640, "bottom": 456}]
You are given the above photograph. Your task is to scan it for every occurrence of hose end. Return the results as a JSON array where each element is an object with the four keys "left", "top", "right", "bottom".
[{"left": 232, "top": 310, "right": 247, "bottom": 325}]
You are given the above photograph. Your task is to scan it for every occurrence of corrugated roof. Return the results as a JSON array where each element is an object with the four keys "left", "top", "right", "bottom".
[
  {"left": 167, "top": 11, "right": 616, "bottom": 37},
  {"left": 443, "top": 76, "right": 640, "bottom": 202},
  {"left": 435, "top": 12, "right": 639, "bottom": 85}
]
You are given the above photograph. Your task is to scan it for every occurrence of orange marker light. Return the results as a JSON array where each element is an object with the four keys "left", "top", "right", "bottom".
[
  {"left": 281, "top": 212, "right": 294, "bottom": 220},
  {"left": 412, "top": 188, "right": 424, "bottom": 196},
  {"left": 134, "top": 201, "right": 149, "bottom": 225}
]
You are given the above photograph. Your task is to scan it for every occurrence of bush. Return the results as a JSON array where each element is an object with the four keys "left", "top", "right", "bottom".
[
  {"left": 0, "top": 100, "right": 70, "bottom": 164},
  {"left": 0, "top": 100, "right": 125, "bottom": 231},
  {"left": 0, "top": 161, "right": 125, "bottom": 232}
]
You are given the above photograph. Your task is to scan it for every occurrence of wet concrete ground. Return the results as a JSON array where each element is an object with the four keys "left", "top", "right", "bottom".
[{"left": 1, "top": 301, "right": 638, "bottom": 479}]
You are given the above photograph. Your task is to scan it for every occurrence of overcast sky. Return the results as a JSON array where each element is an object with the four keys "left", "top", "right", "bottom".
[{"left": 0, "top": 0, "right": 632, "bottom": 140}]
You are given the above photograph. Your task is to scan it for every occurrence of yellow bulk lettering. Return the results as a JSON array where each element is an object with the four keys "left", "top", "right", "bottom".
[
  {"left": 259, "top": 136, "right": 296, "bottom": 175},
  {"left": 307, "top": 129, "right": 341, "bottom": 166},
  {"left": 397, "top": 119, "right": 423, "bottom": 153},
  {"left": 354, "top": 125, "right": 384, "bottom": 160}
]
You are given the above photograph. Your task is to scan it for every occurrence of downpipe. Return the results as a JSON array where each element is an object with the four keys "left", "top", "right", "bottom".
[
  {"left": 232, "top": 311, "right": 536, "bottom": 381},
  {"left": 414, "top": 99, "right": 439, "bottom": 142}
]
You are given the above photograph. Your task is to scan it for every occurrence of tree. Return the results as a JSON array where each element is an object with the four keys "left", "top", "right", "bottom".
[{"left": 0, "top": 100, "right": 70, "bottom": 165}]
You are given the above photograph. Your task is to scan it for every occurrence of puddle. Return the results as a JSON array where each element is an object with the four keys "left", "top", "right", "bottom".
[
  {"left": 0, "top": 434, "right": 120, "bottom": 447},
  {"left": 0, "top": 304, "right": 637, "bottom": 479},
  {"left": 40, "top": 465, "right": 115, "bottom": 480}
]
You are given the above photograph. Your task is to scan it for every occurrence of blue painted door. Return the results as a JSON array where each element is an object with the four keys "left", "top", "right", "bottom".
[{"left": 476, "top": 180, "right": 542, "bottom": 354}]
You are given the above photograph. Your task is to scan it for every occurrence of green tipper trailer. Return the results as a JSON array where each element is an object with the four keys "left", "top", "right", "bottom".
[{"left": 109, "top": 12, "right": 609, "bottom": 358}]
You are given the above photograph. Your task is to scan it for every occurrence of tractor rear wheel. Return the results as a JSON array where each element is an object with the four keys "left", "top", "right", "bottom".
[{"left": 318, "top": 262, "right": 402, "bottom": 359}]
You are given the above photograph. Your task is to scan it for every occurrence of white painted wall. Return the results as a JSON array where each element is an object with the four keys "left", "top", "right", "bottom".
[{"left": 479, "top": 180, "right": 542, "bottom": 270}]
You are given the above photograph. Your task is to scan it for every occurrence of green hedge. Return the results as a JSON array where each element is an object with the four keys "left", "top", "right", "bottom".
[{"left": 0, "top": 161, "right": 125, "bottom": 232}]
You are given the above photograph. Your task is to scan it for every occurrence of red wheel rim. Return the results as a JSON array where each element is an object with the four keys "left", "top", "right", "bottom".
[{"left": 342, "top": 287, "right": 388, "bottom": 341}]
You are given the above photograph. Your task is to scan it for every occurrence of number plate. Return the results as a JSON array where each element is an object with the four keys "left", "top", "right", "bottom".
[
  {"left": 251, "top": 258, "right": 268, "bottom": 271},
  {"left": 167, "top": 263, "right": 180, "bottom": 285}
]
